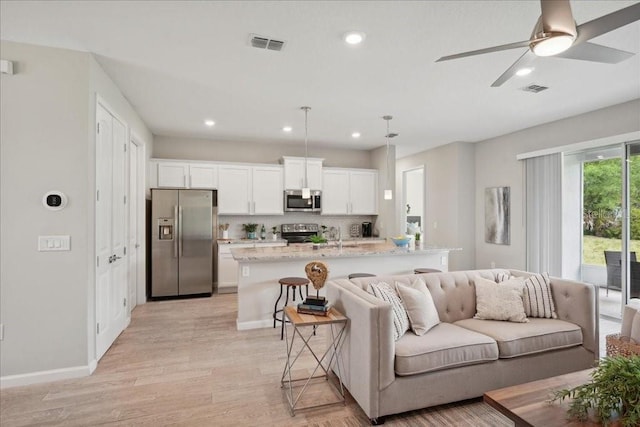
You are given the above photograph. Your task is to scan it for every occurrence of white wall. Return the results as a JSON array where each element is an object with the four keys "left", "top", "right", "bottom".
[
  {"left": 0, "top": 41, "right": 151, "bottom": 384},
  {"left": 475, "top": 99, "right": 640, "bottom": 270},
  {"left": 396, "top": 142, "right": 476, "bottom": 271},
  {"left": 153, "top": 135, "right": 371, "bottom": 169}
]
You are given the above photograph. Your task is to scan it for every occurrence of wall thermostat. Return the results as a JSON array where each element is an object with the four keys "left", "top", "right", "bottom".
[{"left": 42, "top": 191, "right": 68, "bottom": 211}]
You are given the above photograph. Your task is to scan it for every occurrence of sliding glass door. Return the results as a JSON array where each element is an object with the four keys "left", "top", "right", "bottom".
[{"left": 622, "top": 141, "right": 640, "bottom": 305}]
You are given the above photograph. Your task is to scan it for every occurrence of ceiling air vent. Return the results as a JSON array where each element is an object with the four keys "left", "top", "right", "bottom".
[
  {"left": 521, "top": 84, "right": 549, "bottom": 93},
  {"left": 250, "top": 34, "right": 286, "bottom": 52}
]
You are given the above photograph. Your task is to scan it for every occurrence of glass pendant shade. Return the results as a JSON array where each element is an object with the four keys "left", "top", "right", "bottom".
[
  {"left": 302, "top": 187, "right": 311, "bottom": 199},
  {"left": 384, "top": 189, "right": 393, "bottom": 200}
]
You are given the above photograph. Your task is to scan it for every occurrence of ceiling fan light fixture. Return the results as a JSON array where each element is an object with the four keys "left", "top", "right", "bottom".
[{"left": 530, "top": 33, "right": 574, "bottom": 57}]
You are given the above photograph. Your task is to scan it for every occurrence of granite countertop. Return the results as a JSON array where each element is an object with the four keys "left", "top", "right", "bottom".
[
  {"left": 231, "top": 241, "right": 458, "bottom": 262},
  {"left": 217, "top": 238, "right": 288, "bottom": 245}
]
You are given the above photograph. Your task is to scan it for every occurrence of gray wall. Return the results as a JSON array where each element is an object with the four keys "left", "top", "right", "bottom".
[
  {"left": 396, "top": 142, "right": 476, "bottom": 271},
  {"left": 474, "top": 99, "right": 640, "bottom": 270},
  {"left": 153, "top": 135, "right": 371, "bottom": 169},
  {"left": 0, "top": 41, "right": 152, "bottom": 380}
]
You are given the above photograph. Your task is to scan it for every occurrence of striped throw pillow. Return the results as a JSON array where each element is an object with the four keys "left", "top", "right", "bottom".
[
  {"left": 522, "top": 272, "right": 557, "bottom": 319},
  {"left": 367, "top": 282, "right": 410, "bottom": 341}
]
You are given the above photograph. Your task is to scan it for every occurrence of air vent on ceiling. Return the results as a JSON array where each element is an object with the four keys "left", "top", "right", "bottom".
[
  {"left": 250, "top": 34, "right": 286, "bottom": 51},
  {"left": 521, "top": 84, "right": 549, "bottom": 93},
  {"left": 386, "top": 133, "right": 399, "bottom": 138}
]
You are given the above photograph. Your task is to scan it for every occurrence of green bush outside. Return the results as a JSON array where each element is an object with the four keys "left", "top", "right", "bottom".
[{"left": 583, "top": 235, "right": 640, "bottom": 266}]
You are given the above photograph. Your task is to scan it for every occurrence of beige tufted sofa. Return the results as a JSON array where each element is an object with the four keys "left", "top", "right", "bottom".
[{"left": 325, "top": 269, "right": 599, "bottom": 424}]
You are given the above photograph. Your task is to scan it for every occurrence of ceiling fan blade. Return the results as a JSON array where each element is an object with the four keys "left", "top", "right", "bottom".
[
  {"left": 555, "top": 41, "right": 634, "bottom": 64},
  {"left": 575, "top": 2, "right": 640, "bottom": 44},
  {"left": 540, "top": 0, "right": 576, "bottom": 35},
  {"left": 436, "top": 40, "right": 531, "bottom": 62},
  {"left": 491, "top": 50, "right": 535, "bottom": 87}
]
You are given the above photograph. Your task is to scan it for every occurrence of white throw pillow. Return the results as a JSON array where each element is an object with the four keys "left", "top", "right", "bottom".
[
  {"left": 474, "top": 276, "right": 528, "bottom": 323},
  {"left": 367, "top": 282, "right": 410, "bottom": 341},
  {"left": 522, "top": 272, "right": 557, "bottom": 319},
  {"left": 495, "top": 271, "right": 511, "bottom": 283},
  {"left": 395, "top": 282, "right": 440, "bottom": 336}
]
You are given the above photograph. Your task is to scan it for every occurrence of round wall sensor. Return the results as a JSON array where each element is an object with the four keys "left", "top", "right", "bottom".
[{"left": 42, "top": 191, "right": 68, "bottom": 211}]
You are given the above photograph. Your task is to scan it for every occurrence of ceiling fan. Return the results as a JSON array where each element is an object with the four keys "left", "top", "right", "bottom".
[{"left": 436, "top": 0, "right": 640, "bottom": 87}]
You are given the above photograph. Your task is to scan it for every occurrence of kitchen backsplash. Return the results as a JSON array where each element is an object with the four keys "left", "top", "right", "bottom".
[{"left": 218, "top": 214, "right": 377, "bottom": 239}]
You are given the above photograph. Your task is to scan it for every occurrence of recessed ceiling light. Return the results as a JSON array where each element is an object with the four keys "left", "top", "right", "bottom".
[
  {"left": 204, "top": 120, "right": 215, "bottom": 127},
  {"left": 597, "top": 155, "right": 604, "bottom": 159},
  {"left": 352, "top": 132, "right": 361, "bottom": 138},
  {"left": 344, "top": 31, "right": 366, "bottom": 45},
  {"left": 516, "top": 67, "right": 533, "bottom": 77},
  {"left": 282, "top": 126, "right": 292, "bottom": 132}
]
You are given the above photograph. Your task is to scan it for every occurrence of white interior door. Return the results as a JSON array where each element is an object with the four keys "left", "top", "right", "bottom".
[
  {"left": 128, "top": 139, "right": 140, "bottom": 311},
  {"left": 96, "top": 102, "right": 128, "bottom": 360}
]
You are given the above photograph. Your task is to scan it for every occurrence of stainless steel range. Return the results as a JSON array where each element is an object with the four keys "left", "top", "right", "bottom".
[{"left": 281, "top": 223, "right": 319, "bottom": 244}]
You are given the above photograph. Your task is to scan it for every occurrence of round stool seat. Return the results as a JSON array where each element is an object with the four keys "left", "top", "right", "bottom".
[
  {"left": 279, "top": 277, "right": 310, "bottom": 286},
  {"left": 414, "top": 268, "right": 441, "bottom": 274},
  {"left": 348, "top": 273, "right": 376, "bottom": 279}
]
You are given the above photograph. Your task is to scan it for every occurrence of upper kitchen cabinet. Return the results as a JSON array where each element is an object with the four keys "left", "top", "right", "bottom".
[
  {"left": 218, "top": 164, "right": 283, "bottom": 215},
  {"left": 322, "top": 168, "right": 377, "bottom": 215},
  {"left": 154, "top": 161, "right": 218, "bottom": 189},
  {"left": 282, "top": 156, "right": 323, "bottom": 190}
]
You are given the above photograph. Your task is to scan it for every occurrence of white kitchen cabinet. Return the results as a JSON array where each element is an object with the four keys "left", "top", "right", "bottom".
[
  {"left": 217, "top": 242, "right": 286, "bottom": 293},
  {"left": 322, "top": 168, "right": 377, "bottom": 215},
  {"left": 252, "top": 166, "right": 284, "bottom": 214},
  {"left": 155, "top": 161, "right": 218, "bottom": 189},
  {"left": 349, "top": 170, "right": 378, "bottom": 214},
  {"left": 157, "top": 162, "right": 188, "bottom": 188},
  {"left": 189, "top": 163, "right": 218, "bottom": 189},
  {"left": 282, "top": 156, "right": 323, "bottom": 190},
  {"left": 218, "top": 164, "right": 283, "bottom": 215},
  {"left": 218, "top": 165, "right": 252, "bottom": 214}
]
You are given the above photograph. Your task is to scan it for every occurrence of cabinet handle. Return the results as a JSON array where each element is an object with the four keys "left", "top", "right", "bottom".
[{"left": 189, "top": 174, "right": 192, "bottom": 187}]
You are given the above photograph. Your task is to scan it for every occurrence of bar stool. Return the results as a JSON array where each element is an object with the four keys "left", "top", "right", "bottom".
[
  {"left": 414, "top": 268, "right": 442, "bottom": 274},
  {"left": 348, "top": 273, "right": 376, "bottom": 279},
  {"left": 273, "top": 277, "right": 310, "bottom": 340}
]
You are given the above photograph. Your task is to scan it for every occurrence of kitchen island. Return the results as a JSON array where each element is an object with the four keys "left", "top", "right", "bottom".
[{"left": 231, "top": 241, "right": 458, "bottom": 330}]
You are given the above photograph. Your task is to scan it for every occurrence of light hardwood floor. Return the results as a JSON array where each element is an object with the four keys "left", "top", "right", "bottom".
[{"left": 1, "top": 294, "right": 511, "bottom": 426}]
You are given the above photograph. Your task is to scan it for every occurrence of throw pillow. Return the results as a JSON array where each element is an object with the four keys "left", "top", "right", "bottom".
[
  {"left": 367, "top": 282, "right": 410, "bottom": 341},
  {"left": 395, "top": 282, "right": 440, "bottom": 336},
  {"left": 474, "top": 276, "right": 528, "bottom": 323},
  {"left": 522, "top": 272, "right": 557, "bottom": 319},
  {"left": 495, "top": 271, "right": 511, "bottom": 283}
]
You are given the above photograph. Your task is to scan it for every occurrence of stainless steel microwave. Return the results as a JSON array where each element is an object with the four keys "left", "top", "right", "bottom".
[{"left": 284, "top": 190, "right": 322, "bottom": 212}]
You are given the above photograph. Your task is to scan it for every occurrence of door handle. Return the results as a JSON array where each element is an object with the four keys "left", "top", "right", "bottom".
[
  {"left": 178, "top": 206, "right": 184, "bottom": 257},
  {"left": 173, "top": 205, "right": 179, "bottom": 258},
  {"left": 115, "top": 255, "right": 122, "bottom": 260}
]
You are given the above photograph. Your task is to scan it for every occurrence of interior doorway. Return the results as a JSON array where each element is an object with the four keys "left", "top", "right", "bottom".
[{"left": 402, "top": 166, "right": 424, "bottom": 237}]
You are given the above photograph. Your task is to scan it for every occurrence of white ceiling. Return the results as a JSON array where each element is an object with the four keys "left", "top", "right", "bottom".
[{"left": 1, "top": 1, "right": 639, "bottom": 157}]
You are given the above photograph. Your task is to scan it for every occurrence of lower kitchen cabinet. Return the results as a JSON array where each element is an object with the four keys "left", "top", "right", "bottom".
[{"left": 217, "top": 242, "right": 286, "bottom": 292}]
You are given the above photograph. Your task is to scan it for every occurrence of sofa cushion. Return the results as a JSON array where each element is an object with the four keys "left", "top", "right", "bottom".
[
  {"left": 474, "top": 276, "right": 528, "bottom": 323},
  {"left": 394, "top": 322, "right": 498, "bottom": 376},
  {"left": 395, "top": 281, "right": 440, "bottom": 336},
  {"left": 367, "top": 282, "right": 410, "bottom": 341},
  {"left": 454, "top": 318, "right": 582, "bottom": 358}
]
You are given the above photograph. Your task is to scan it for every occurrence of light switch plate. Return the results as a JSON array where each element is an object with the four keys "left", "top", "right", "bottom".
[{"left": 38, "top": 235, "right": 71, "bottom": 251}]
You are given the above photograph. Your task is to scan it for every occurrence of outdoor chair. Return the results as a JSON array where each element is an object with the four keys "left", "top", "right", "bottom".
[{"left": 604, "top": 251, "right": 638, "bottom": 295}]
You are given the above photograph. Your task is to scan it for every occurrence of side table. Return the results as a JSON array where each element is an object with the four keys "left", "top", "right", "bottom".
[{"left": 280, "top": 305, "right": 348, "bottom": 416}]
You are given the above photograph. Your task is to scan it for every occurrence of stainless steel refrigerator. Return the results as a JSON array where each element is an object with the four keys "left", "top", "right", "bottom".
[{"left": 151, "top": 189, "right": 216, "bottom": 297}]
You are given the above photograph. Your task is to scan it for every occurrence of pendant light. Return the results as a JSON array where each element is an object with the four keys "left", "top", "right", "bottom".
[
  {"left": 383, "top": 115, "right": 394, "bottom": 200},
  {"left": 301, "top": 106, "right": 311, "bottom": 199}
]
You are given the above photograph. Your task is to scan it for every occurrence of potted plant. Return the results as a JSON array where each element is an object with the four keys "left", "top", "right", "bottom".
[
  {"left": 271, "top": 226, "right": 278, "bottom": 240},
  {"left": 551, "top": 355, "right": 640, "bottom": 426},
  {"left": 242, "top": 223, "right": 258, "bottom": 240},
  {"left": 308, "top": 235, "right": 327, "bottom": 249}
]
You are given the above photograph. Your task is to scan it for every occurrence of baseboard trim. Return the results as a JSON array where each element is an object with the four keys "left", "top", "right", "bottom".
[
  {"left": 237, "top": 319, "right": 272, "bottom": 330},
  {"left": 1, "top": 364, "right": 91, "bottom": 389}
]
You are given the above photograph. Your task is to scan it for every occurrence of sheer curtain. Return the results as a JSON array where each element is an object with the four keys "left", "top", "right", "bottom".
[{"left": 525, "top": 153, "right": 563, "bottom": 276}]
